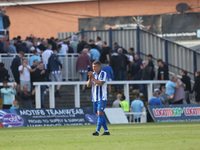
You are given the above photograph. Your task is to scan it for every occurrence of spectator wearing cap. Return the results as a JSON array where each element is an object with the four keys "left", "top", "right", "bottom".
[{"left": 10, "top": 51, "right": 24, "bottom": 93}]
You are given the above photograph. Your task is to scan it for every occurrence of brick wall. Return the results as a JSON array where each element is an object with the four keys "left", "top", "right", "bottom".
[{"left": 5, "top": 0, "right": 200, "bottom": 39}]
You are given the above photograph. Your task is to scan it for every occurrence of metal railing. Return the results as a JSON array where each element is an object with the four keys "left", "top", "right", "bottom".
[
  {"left": 33, "top": 80, "right": 168, "bottom": 109},
  {"left": 0, "top": 53, "right": 80, "bottom": 81}
]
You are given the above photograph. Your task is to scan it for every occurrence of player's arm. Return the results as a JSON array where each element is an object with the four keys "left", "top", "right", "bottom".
[
  {"left": 92, "top": 77, "right": 105, "bottom": 86},
  {"left": 87, "top": 71, "right": 93, "bottom": 88}
]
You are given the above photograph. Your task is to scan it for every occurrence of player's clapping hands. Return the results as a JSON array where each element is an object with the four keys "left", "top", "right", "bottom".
[{"left": 88, "top": 71, "right": 93, "bottom": 80}]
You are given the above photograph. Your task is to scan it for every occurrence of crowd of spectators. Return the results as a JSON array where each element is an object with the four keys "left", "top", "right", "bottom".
[{"left": 0, "top": 34, "right": 200, "bottom": 110}]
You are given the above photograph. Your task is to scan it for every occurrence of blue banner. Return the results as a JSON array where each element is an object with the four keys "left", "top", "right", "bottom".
[
  {"left": 148, "top": 104, "right": 200, "bottom": 122},
  {"left": 0, "top": 107, "right": 98, "bottom": 127}
]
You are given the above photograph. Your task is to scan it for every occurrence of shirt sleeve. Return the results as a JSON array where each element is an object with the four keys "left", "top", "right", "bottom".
[
  {"left": 100, "top": 71, "right": 107, "bottom": 82},
  {"left": 18, "top": 65, "right": 22, "bottom": 71},
  {"left": 141, "top": 101, "right": 144, "bottom": 107}
]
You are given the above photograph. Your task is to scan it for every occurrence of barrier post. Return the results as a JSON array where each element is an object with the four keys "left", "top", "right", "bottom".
[
  {"left": 74, "top": 84, "right": 80, "bottom": 107},
  {"left": 35, "top": 85, "right": 41, "bottom": 108},
  {"left": 193, "top": 51, "right": 197, "bottom": 79},
  {"left": 109, "top": 28, "right": 113, "bottom": 49},
  {"left": 49, "top": 84, "right": 55, "bottom": 108},
  {"left": 165, "top": 40, "right": 169, "bottom": 65}
]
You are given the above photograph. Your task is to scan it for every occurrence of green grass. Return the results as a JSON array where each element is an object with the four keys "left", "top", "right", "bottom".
[{"left": 0, "top": 122, "right": 200, "bottom": 150}]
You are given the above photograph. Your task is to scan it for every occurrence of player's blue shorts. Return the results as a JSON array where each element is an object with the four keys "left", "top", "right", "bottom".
[{"left": 93, "top": 101, "right": 107, "bottom": 114}]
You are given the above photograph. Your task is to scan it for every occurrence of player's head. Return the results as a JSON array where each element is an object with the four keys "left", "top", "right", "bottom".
[{"left": 92, "top": 60, "right": 101, "bottom": 74}]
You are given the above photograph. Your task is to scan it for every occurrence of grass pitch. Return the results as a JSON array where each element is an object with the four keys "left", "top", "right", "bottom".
[{"left": 0, "top": 122, "right": 200, "bottom": 150}]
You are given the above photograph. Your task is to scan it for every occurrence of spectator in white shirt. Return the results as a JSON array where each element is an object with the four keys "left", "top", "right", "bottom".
[{"left": 42, "top": 44, "right": 53, "bottom": 69}]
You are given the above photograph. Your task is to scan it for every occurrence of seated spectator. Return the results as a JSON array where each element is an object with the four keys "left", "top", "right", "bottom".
[
  {"left": 103, "top": 60, "right": 114, "bottom": 97},
  {"left": 0, "top": 62, "right": 10, "bottom": 82},
  {"left": 173, "top": 76, "right": 185, "bottom": 104},
  {"left": 10, "top": 100, "right": 19, "bottom": 109},
  {"left": 159, "top": 86, "right": 170, "bottom": 105},
  {"left": 181, "top": 70, "right": 191, "bottom": 104},
  {"left": 130, "top": 93, "right": 145, "bottom": 122},
  {"left": 21, "top": 85, "right": 35, "bottom": 109},
  {"left": 0, "top": 81, "right": 16, "bottom": 109},
  {"left": 148, "top": 91, "right": 162, "bottom": 106},
  {"left": 112, "top": 93, "right": 122, "bottom": 108},
  {"left": 29, "top": 50, "right": 41, "bottom": 67},
  {"left": 119, "top": 94, "right": 129, "bottom": 112},
  {"left": 76, "top": 48, "right": 91, "bottom": 93}
]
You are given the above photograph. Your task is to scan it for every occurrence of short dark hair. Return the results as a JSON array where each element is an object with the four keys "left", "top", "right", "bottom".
[
  {"left": 135, "top": 93, "right": 140, "bottom": 98},
  {"left": 97, "top": 36, "right": 101, "bottom": 41},
  {"left": 157, "top": 59, "right": 163, "bottom": 63},
  {"left": 3, "top": 80, "right": 8, "bottom": 84},
  {"left": 182, "top": 70, "right": 187, "bottom": 76},
  {"left": 122, "top": 94, "right": 126, "bottom": 100},
  {"left": 93, "top": 60, "right": 101, "bottom": 66},
  {"left": 129, "top": 47, "right": 134, "bottom": 51},
  {"left": 147, "top": 54, "right": 153, "bottom": 58}
]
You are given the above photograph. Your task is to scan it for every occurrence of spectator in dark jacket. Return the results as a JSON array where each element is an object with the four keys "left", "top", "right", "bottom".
[
  {"left": 99, "top": 41, "right": 111, "bottom": 68},
  {"left": 77, "top": 36, "right": 88, "bottom": 53},
  {"left": 118, "top": 48, "right": 129, "bottom": 80},
  {"left": 192, "top": 71, "right": 200, "bottom": 104},
  {"left": 48, "top": 50, "right": 62, "bottom": 97},
  {"left": 139, "top": 60, "right": 151, "bottom": 101},
  {"left": 147, "top": 54, "right": 155, "bottom": 80},
  {"left": 181, "top": 70, "right": 191, "bottom": 104},
  {"left": 131, "top": 53, "right": 143, "bottom": 80},
  {"left": 34, "top": 62, "right": 48, "bottom": 107},
  {"left": 10, "top": 51, "right": 24, "bottom": 93},
  {"left": 113, "top": 42, "right": 127, "bottom": 54},
  {"left": 0, "top": 62, "right": 9, "bottom": 82}
]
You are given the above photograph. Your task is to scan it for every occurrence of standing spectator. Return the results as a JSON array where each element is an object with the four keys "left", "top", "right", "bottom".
[
  {"left": 192, "top": 71, "right": 200, "bottom": 104},
  {"left": 10, "top": 100, "right": 19, "bottom": 109},
  {"left": 25, "top": 37, "right": 33, "bottom": 50},
  {"left": 30, "top": 40, "right": 41, "bottom": 53},
  {"left": 95, "top": 36, "right": 102, "bottom": 51},
  {"left": 58, "top": 40, "right": 68, "bottom": 54},
  {"left": 128, "top": 47, "right": 135, "bottom": 68},
  {"left": 99, "top": 41, "right": 110, "bottom": 68},
  {"left": 0, "top": 81, "right": 16, "bottom": 109},
  {"left": 18, "top": 59, "right": 33, "bottom": 92},
  {"left": 0, "top": 9, "right": 10, "bottom": 31},
  {"left": 76, "top": 48, "right": 91, "bottom": 92},
  {"left": 103, "top": 60, "right": 114, "bottom": 97},
  {"left": 30, "top": 60, "right": 39, "bottom": 89},
  {"left": 0, "top": 35, "right": 6, "bottom": 53},
  {"left": 181, "top": 70, "right": 191, "bottom": 104},
  {"left": 42, "top": 44, "right": 53, "bottom": 69},
  {"left": 0, "top": 62, "right": 9, "bottom": 82},
  {"left": 113, "top": 42, "right": 127, "bottom": 54},
  {"left": 66, "top": 40, "right": 74, "bottom": 53},
  {"left": 119, "top": 94, "right": 130, "bottom": 112},
  {"left": 21, "top": 85, "right": 35, "bottom": 109},
  {"left": 118, "top": 48, "right": 129, "bottom": 80},
  {"left": 48, "top": 50, "right": 63, "bottom": 97},
  {"left": 29, "top": 50, "right": 41, "bottom": 67},
  {"left": 147, "top": 54, "right": 155, "bottom": 80},
  {"left": 131, "top": 54, "right": 143, "bottom": 80},
  {"left": 130, "top": 93, "right": 145, "bottom": 122},
  {"left": 38, "top": 38, "right": 48, "bottom": 52},
  {"left": 157, "top": 59, "right": 169, "bottom": 80},
  {"left": 89, "top": 44, "right": 100, "bottom": 62},
  {"left": 7, "top": 39, "right": 17, "bottom": 54},
  {"left": 112, "top": 93, "right": 122, "bottom": 108},
  {"left": 139, "top": 60, "right": 150, "bottom": 101},
  {"left": 10, "top": 51, "right": 24, "bottom": 93},
  {"left": 148, "top": 91, "right": 162, "bottom": 106},
  {"left": 173, "top": 77, "right": 185, "bottom": 104},
  {"left": 110, "top": 50, "right": 120, "bottom": 92},
  {"left": 34, "top": 62, "right": 48, "bottom": 107},
  {"left": 160, "top": 86, "right": 170, "bottom": 105},
  {"left": 16, "top": 41, "right": 29, "bottom": 53},
  {"left": 165, "top": 75, "right": 179, "bottom": 100},
  {"left": 70, "top": 35, "right": 79, "bottom": 53},
  {"left": 77, "top": 36, "right": 88, "bottom": 53}
]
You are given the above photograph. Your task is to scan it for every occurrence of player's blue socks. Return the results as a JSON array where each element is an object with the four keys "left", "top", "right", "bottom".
[
  {"left": 96, "top": 115, "right": 108, "bottom": 133},
  {"left": 102, "top": 115, "right": 108, "bottom": 132}
]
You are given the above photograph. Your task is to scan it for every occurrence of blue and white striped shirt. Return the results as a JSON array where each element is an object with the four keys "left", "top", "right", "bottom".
[{"left": 91, "top": 70, "right": 107, "bottom": 102}]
